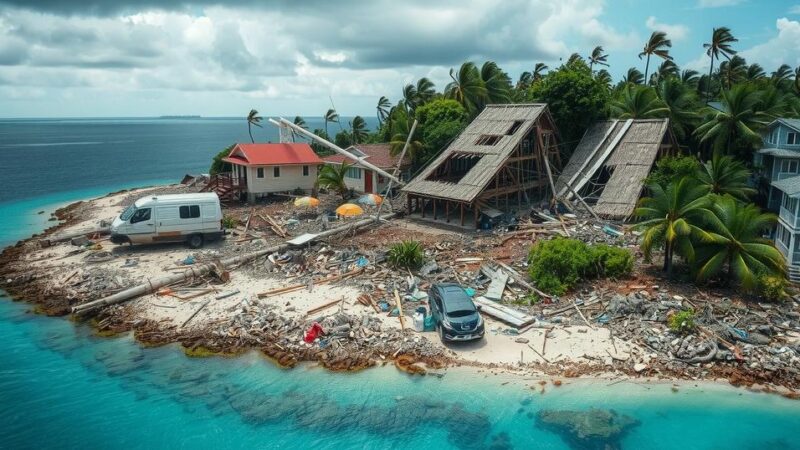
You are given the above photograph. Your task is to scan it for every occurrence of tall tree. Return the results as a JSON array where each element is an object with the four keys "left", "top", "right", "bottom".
[
  {"left": 324, "top": 108, "right": 339, "bottom": 137},
  {"left": 566, "top": 53, "right": 584, "bottom": 66},
  {"left": 703, "top": 27, "right": 738, "bottom": 103},
  {"left": 681, "top": 69, "right": 701, "bottom": 89},
  {"left": 387, "top": 105, "right": 424, "bottom": 160},
  {"left": 772, "top": 64, "right": 794, "bottom": 90},
  {"left": 718, "top": 55, "right": 747, "bottom": 89},
  {"left": 516, "top": 71, "right": 533, "bottom": 90},
  {"left": 350, "top": 115, "right": 368, "bottom": 144},
  {"left": 588, "top": 46, "right": 609, "bottom": 71},
  {"left": 746, "top": 63, "right": 766, "bottom": 81},
  {"left": 291, "top": 116, "right": 307, "bottom": 143},
  {"left": 402, "top": 83, "right": 418, "bottom": 110},
  {"left": 639, "top": 31, "right": 673, "bottom": 82},
  {"left": 611, "top": 85, "right": 668, "bottom": 119},
  {"left": 655, "top": 60, "right": 679, "bottom": 83},
  {"left": 445, "top": 61, "right": 487, "bottom": 114},
  {"left": 246, "top": 109, "right": 262, "bottom": 143},
  {"left": 376, "top": 96, "right": 391, "bottom": 124},
  {"left": 695, "top": 83, "right": 766, "bottom": 158},
  {"left": 695, "top": 155, "right": 756, "bottom": 201},
  {"left": 415, "top": 77, "right": 437, "bottom": 105},
  {"left": 656, "top": 77, "right": 699, "bottom": 141},
  {"left": 532, "top": 63, "right": 548, "bottom": 82},
  {"left": 479, "top": 61, "right": 512, "bottom": 108},
  {"left": 694, "top": 196, "right": 784, "bottom": 290},
  {"left": 623, "top": 67, "right": 644, "bottom": 85},
  {"left": 595, "top": 70, "right": 613, "bottom": 90}
]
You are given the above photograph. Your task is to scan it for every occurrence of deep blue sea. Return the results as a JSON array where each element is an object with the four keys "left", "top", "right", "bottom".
[{"left": 1, "top": 118, "right": 799, "bottom": 449}]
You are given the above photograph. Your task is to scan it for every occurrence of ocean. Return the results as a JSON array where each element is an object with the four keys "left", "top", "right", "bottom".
[{"left": 1, "top": 118, "right": 799, "bottom": 449}]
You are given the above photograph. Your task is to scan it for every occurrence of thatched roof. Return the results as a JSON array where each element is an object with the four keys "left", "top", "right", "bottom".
[
  {"left": 555, "top": 118, "right": 674, "bottom": 220},
  {"left": 401, "top": 104, "right": 548, "bottom": 203}
]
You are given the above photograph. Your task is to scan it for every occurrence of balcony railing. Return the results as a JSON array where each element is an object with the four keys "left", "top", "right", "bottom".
[{"left": 779, "top": 206, "right": 800, "bottom": 228}]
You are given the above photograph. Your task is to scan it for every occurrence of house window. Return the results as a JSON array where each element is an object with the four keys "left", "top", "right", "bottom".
[
  {"left": 273, "top": 167, "right": 281, "bottom": 177},
  {"left": 772, "top": 129, "right": 778, "bottom": 144},
  {"left": 789, "top": 132, "right": 798, "bottom": 145},
  {"left": 780, "top": 160, "right": 798, "bottom": 174},
  {"left": 475, "top": 135, "right": 502, "bottom": 145},
  {"left": 257, "top": 168, "right": 264, "bottom": 178},
  {"left": 179, "top": 205, "right": 200, "bottom": 219},
  {"left": 303, "top": 165, "right": 309, "bottom": 176},
  {"left": 346, "top": 167, "right": 362, "bottom": 179},
  {"left": 779, "top": 225, "right": 791, "bottom": 249}
]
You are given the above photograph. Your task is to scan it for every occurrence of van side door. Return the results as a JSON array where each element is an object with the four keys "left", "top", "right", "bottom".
[
  {"left": 128, "top": 207, "right": 154, "bottom": 243},
  {"left": 154, "top": 206, "right": 182, "bottom": 241}
]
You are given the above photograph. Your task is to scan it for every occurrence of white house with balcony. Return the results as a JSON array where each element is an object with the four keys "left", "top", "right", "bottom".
[{"left": 755, "top": 119, "right": 800, "bottom": 280}]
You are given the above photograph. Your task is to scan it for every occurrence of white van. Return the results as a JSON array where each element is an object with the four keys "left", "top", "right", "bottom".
[{"left": 110, "top": 193, "right": 224, "bottom": 248}]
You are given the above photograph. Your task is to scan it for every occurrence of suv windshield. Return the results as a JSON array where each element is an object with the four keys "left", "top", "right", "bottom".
[{"left": 120, "top": 205, "right": 137, "bottom": 221}]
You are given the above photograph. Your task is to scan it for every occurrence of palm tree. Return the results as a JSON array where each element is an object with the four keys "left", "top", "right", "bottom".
[
  {"left": 246, "top": 109, "right": 262, "bottom": 143},
  {"left": 695, "top": 155, "right": 756, "bottom": 201},
  {"left": 795, "top": 66, "right": 800, "bottom": 94},
  {"left": 718, "top": 55, "right": 747, "bottom": 89},
  {"left": 655, "top": 60, "right": 679, "bottom": 83},
  {"left": 566, "top": 53, "right": 584, "bottom": 66},
  {"left": 445, "top": 62, "right": 487, "bottom": 114},
  {"left": 479, "top": 61, "right": 512, "bottom": 107},
  {"left": 595, "top": 70, "right": 613, "bottom": 90},
  {"left": 623, "top": 67, "right": 644, "bottom": 85},
  {"left": 376, "top": 96, "right": 391, "bottom": 124},
  {"left": 317, "top": 163, "right": 351, "bottom": 200},
  {"left": 291, "top": 116, "right": 307, "bottom": 142},
  {"left": 635, "top": 176, "right": 712, "bottom": 274},
  {"left": 388, "top": 106, "right": 424, "bottom": 161},
  {"left": 532, "top": 63, "right": 548, "bottom": 82},
  {"left": 588, "top": 46, "right": 608, "bottom": 71},
  {"left": 415, "top": 77, "right": 436, "bottom": 105},
  {"left": 350, "top": 115, "right": 368, "bottom": 144},
  {"left": 611, "top": 85, "right": 669, "bottom": 119},
  {"left": 703, "top": 27, "right": 738, "bottom": 102},
  {"left": 656, "top": 77, "right": 699, "bottom": 141},
  {"left": 516, "top": 71, "right": 533, "bottom": 90},
  {"left": 772, "top": 64, "right": 793, "bottom": 89},
  {"left": 746, "top": 63, "right": 766, "bottom": 81},
  {"left": 695, "top": 84, "right": 768, "bottom": 157},
  {"left": 694, "top": 196, "right": 784, "bottom": 290},
  {"left": 639, "top": 31, "right": 673, "bottom": 82},
  {"left": 681, "top": 69, "right": 701, "bottom": 89},
  {"left": 324, "top": 108, "right": 339, "bottom": 137}
]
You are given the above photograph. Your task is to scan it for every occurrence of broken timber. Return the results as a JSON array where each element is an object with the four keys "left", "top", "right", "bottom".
[{"left": 473, "top": 296, "right": 535, "bottom": 328}]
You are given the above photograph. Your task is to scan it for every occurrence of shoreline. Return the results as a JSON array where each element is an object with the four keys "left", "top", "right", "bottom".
[{"left": 1, "top": 185, "right": 799, "bottom": 399}]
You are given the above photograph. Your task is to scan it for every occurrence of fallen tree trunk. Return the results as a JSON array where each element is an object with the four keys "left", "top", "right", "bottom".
[
  {"left": 72, "top": 214, "right": 394, "bottom": 315},
  {"left": 41, "top": 226, "right": 110, "bottom": 247}
]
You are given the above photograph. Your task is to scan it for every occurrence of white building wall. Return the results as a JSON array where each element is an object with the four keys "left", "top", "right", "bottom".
[{"left": 245, "top": 164, "right": 317, "bottom": 194}]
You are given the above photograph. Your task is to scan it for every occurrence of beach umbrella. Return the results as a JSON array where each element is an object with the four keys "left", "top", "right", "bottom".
[
  {"left": 294, "top": 196, "right": 320, "bottom": 207},
  {"left": 335, "top": 203, "right": 364, "bottom": 217},
  {"left": 357, "top": 193, "right": 383, "bottom": 206}
]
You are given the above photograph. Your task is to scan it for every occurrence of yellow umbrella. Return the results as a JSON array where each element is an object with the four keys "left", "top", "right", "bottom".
[
  {"left": 335, "top": 203, "right": 364, "bottom": 217},
  {"left": 294, "top": 196, "right": 320, "bottom": 207},
  {"left": 357, "top": 193, "right": 383, "bottom": 206}
]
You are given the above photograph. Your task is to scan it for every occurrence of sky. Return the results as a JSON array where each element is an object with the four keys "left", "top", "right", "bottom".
[{"left": 0, "top": 0, "right": 798, "bottom": 118}]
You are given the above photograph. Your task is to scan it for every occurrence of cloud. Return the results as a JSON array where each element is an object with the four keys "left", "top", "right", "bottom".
[
  {"left": 739, "top": 18, "right": 800, "bottom": 71},
  {"left": 645, "top": 16, "right": 689, "bottom": 41},
  {"left": 789, "top": 5, "right": 800, "bottom": 14},
  {"left": 697, "top": 0, "right": 744, "bottom": 7}
]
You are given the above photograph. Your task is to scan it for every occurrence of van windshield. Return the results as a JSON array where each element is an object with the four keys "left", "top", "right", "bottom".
[{"left": 120, "top": 205, "right": 137, "bottom": 221}]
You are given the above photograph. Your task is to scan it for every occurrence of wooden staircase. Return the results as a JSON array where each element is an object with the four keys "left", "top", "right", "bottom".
[{"left": 201, "top": 173, "right": 244, "bottom": 203}]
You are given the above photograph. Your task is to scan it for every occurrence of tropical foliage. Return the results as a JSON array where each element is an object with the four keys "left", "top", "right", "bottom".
[
  {"left": 387, "top": 241, "right": 426, "bottom": 269},
  {"left": 316, "top": 163, "right": 351, "bottom": 200}
]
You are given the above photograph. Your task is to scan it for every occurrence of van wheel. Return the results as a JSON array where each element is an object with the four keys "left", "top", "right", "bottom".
[{"left": 187, "top": 234, "right": 204, "bottom": 249}]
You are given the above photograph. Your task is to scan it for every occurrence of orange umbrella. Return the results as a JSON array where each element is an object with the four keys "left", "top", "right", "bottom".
[
  {"left": 357, "top": 193, "right": 383, "bottom": 206},
  {"left": 335, "top": 203, "right": 364, "bottom": 217},
  {"left": 294, "top": 196, "right": 320, "bottom": 207}
]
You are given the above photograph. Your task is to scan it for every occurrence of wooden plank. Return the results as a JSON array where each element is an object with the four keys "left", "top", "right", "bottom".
[
  {"left": 393, "top": 289, "right": 406, "bottom": 330},
  {"left": 305, "top": 297, "right": 343, "bottom": 316},
  {"left": 473, "top": 296, "right": 534, "bottom": 328},
  {"left": 485, "top": 269, "right": 509, "bottom": 301}
]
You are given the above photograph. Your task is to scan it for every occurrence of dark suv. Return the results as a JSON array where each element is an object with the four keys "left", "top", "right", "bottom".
[{"left": 428, "top": 283, "right": 485, "bottom": 342}]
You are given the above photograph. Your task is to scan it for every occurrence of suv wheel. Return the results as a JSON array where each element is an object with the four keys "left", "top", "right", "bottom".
[
  {"left": 187, "top": 234, "right": 204, "bottom": 249},
  {"left": 437, "top": 324, "right": 446, "bottom": 342}
]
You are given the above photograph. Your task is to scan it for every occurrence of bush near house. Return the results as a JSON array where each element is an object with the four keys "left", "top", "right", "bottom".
[{"left": 527, "top": 238, "right": 633, "bottom": 296}]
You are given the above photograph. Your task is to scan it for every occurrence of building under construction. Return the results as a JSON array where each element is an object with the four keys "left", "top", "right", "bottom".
[{"left": 401, "top": 104, "right": 563, "bottom": 229}]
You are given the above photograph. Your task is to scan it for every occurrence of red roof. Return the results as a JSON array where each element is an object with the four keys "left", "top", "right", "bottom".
[
  {"left": 222, "top": 143, "right": 323, "bottom": 166},
  {"left": 322, "top": 144, "right": 410, "bottom": 169}
]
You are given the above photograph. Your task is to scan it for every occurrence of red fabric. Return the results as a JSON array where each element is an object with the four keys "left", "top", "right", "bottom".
[
  {"left": 304, "top": 322, "right": 324, "bottom": 343},
  {"left": 222, "top": 143, "right": 323, "bottom": 166}
]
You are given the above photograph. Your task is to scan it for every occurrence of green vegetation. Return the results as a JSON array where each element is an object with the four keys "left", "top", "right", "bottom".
[
  {"left": 246, "top": 109, "right": 262, "bottom": 143},
  {"left": 387, "top": 240, "right": 425, "bottom": 270},
  {"left": 209, "top": 144, "right": 234, "bottom": 176},
  {"left": 645, "top": 155, "right": 700, "bottom": 188},
  {"left": 757, "top": 275, "right": 788, "bottom": 302},
  {"left": 221, "top": 215, "right": 238, "bottom": 229},
  {"left": 668, "top": 309, "right": 696, "bottom": 334},
  {"left": 527, "top": 238, "right": 633, "bottom": 296},
  {"left": 317, "top": 163, "right": 351, "bottom": 200}
]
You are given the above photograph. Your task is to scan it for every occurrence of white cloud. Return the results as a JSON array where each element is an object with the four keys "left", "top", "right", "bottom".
[
  {"left": 739, "top": 18, "right": 800, "bottom": 71},
  {"left": 645, "top": 16, "right": 689, "bottom": 41},
  {"left": 697, "top": 0, "right": 744, "bottom": 7}
]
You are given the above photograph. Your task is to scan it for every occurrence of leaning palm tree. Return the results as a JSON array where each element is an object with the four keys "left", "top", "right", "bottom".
[
  {"left": 479, "top": 61, "right": 512, "bottom": 107},
  {"left": 376, "top": 96, "right": 391, "bottom": 124},
  {"left": 445, "top": 62, "right": 487, "bottom": 114},
  {"left": 635, "top": 176, "right": 712, "bottom": 274},
  {"left": 695, "top": 155, "right": 756, "bottom": 202},
  {"left": 639, "top": 31, "right": 673, "bottom": 82},
  {"left": 656, "top": 77, "right": 699, "bottom": 141},
  {"left": 415, "top": 77, "right": 436, "bottom": 106},
  {"left": 324, "top": 108, "right": 339, "bottom": 137},
  {"left": 611, "top": 85, "right": 669, "bottom": 119},
  {"left": 532, "top": 63, "right": 548, "bottom": 82},
  {"left": 566, "top": 53, "right": 584, "bottom": 66},
  {"left": 681, "top": 69, "right": 701, "bottom": 89},
  {"left": 387, "top": 106, "right": 424, "bottom": 161},
  {"left": 772, "top": 64, "right": 794, "bottom": 90},
  {"left": 623, "top": 67, "right": 644, "bottom": 85},
  {"left": 516, "top": 71, "right": 533, "bottom": 90},
  {"left": 695, "top": 83, "right": 767, "bottom": 156},
  {"left": 246, "top": 109, "right": 262, "bottom": 143},
  {"left": 718, "top": 55, "right": 747, "bottom": 89},
  {"left": 595, "top": 69, "right": 613, "bottom": 90},
  {"left": 350, "top": 115, "right": 368, "bottom": 144},
  {"left": 703, "top": 27, "right": 738, "bottom": 102},
  {"left": 795, "top": 66, "right": 800, "bottom": 94},
  {"left": 746, "top": 63, "right": 766, "bottom": 81},
  {"left": 290, "top": 116, "right": 307, "bottom": 142},
  {"left": 588, "top": 46, "right": 609, "bottom": 71},
  {"left": 402, "top": 83, "right": 418, "bottom": 110},
  {"left": 694, "top": 196, "right": 784, "bottom": 290},
  {"left": 655, "top": 60, "right": 679, "bottom": 82},
  {"left": 317, "top": 163, "right": 351, "bottom": 200}
]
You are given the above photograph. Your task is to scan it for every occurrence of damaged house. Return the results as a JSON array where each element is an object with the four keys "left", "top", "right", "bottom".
[
  {"left": 554, "top": 119, "right": 678, "bottom": 221},
  {"left": 401, "top": 103, "right": 563, "bottom": 229}
]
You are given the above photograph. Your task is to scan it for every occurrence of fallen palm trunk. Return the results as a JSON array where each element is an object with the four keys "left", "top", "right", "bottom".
[
  {"left": 72, "top": 214, "right": 394, "bottom": 315},
  {"left": 40, "top": 226, "right": 110, "bottom": 247}
]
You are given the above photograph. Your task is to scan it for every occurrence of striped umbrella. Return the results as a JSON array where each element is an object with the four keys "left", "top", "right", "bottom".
[
  {"left": 357, "top": 193, "right": 383, "bottom": 206},
  {"left": 335, "top": 203, "right": 364, "bottom": 217},
  {"left": 294, "top": 196, "right": 320, "bottom": 207}
]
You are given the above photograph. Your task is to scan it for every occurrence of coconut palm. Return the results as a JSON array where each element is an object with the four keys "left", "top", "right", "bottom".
[
  {"left": 695, "top": 155, "right": 756, "bottom": 201},
  {"left": 415, "top": 77, "right": 436, "bottom": 105},
  {"left": 639, "top": 31, "right": 673, "bottom": 82},
  {"left": 246, "top": 109, "right": 262, "bottom": 143},
  {"left": 611, "top": 85, "right": 669, "bottom": 119},
  {"left": 376, "top": 96, "right": 391, "bottom": 124},
  {"left": 402, "top": 83, "right": 418, "bottom": 110},
  {"left": 755, "top": 85, "right": 791, "bottom": 120},
  {"left": 695, "top": 84, "right": 767, "bottom": 157},
  {"left": 746, "top": 63, "right": 766, "bottom": 81},
  {"left": 656, "top": 77, "right": 699, "bottom": 141},
  {"left": 324, "top": 108, "right": 339, "bottom": 137},
  {"left": 317, "top": 163, "right": 351, "bottom": 200},
  {"left": 588, "top": 46, "right": 609, "bottom": 71},
  {"left": 480, "top": 61, "right": 512, "bottom": 107},
  {"left": 694, "top": 196, "right": 784, "bottom": 289},
  {"left": 532, "top": 63, "right": 548, "bottom": 82},
  {"left": 388, "top": 106, "right": 424, "bottom": 161},
  {"left": 350, "top": 115, "right": 368, "bottom": 144},
  {"left": 595, "top": 70, "right": 613, "bottom": 90},
  {"left": 516, "top": 71, "right": 533, "bottom": 90},
  {"left": 654, "top": 60, "right": 679, "bottom": 83},
  {"left": 718, "top": 55, "right": 747, "bottom": 89},
  {"left": 795, "top": 66, "right": 800, "bottom": 93},
  {"left": 623, "top": 67, "right": 644, "bottom": 85},
  {"left": 566, "top": 53, "right": 584, "bottom": 66},
  {"left": 635, "top": 176, "right": 712, "bottom": 274},
  {"left": 445, "top": 62, "right": 487, "bottom": 114},
  {"left": 681, "top": 69, "right": 701, "bottom": 89},
  {"left": 290, "top": 116, "right": 307, "bottom": 142},
  {"left": 772, "top": 64, "right": 794, "bottom": 90},
  {"left": 703, "top": 27, "right": 738, "bottom": 102}
]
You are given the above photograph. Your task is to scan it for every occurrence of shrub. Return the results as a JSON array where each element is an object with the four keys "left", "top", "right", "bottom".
[
  {"left": 668, "top": 309, "right": 696, "bottom": 334},
  {"left": 209, "top": 144, "right": 235, "bottom": 176},
  {"left": 528, "top": 238, "right": 634, "bottom": 295},
  {"left": 757, "top": 275, "right": 787, "bottom": 302},
  {"left": 221, "top": 215, "right": 238, "bottom": 229},
  {"left": 387, "top": 240, "right": 425, "bottom": 269},
  {"left": 644, "top": 155, "right": 700, "bottom": 188}
]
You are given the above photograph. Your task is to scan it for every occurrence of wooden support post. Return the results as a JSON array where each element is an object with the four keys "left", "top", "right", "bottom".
[
  {"left": 474, "top": 205, "right": 479, "bottom": 230},
  {"left": 460, "top": 203, "right": 465, "bottom": 226},
  {"left": 407, "top": 194, "right": 411, "bottom": 214},
  {"left": 433, "top": 198, "right": 437, "bottom": 220},
  {"left": 421, "top": 198, "right": 426, "bottom": 218},
  {"left": 445, "top": 200, "right": 450, "bottom": 223}
]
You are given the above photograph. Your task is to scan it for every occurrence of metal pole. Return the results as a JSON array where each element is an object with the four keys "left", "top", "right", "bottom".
[{"left": 376, "top": 119, "right": 417, "bottom": 222}]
